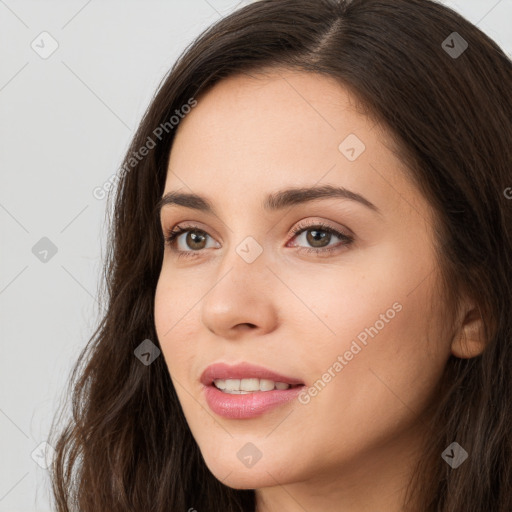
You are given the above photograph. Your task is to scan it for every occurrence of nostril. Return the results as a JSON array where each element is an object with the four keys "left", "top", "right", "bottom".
[{"left": 237, "top": 323, "right": 257, "bottom": 330}]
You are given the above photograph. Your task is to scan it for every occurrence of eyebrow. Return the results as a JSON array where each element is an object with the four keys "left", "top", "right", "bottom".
[{"left": 156, "top": 184, "right": 382, "bottom": 218}]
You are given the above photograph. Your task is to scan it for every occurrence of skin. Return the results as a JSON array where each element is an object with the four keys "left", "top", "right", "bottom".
[{"left": 154, "top": 69, "right": 484, "bottom": 512}]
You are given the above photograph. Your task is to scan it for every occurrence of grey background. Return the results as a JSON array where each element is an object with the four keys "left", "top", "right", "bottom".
[{"left": 1, "top": 1, "right": 510, "bottom": 510}]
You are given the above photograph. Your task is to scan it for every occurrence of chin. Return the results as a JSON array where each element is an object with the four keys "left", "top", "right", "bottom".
[
  {"left": 212, "top": 467, "right": 279, "bottom": 490},
  {"left": 201, "top": 452, "right": 291, "bottom": 490}
]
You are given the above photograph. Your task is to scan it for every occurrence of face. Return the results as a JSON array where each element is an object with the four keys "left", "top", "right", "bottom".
[{"left": 154, "top": 69, "right": 454, "bottom": 502}]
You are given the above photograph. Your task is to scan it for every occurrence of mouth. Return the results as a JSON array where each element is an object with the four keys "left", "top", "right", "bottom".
[
  {"left": 200, "top": 362, "right": 306, "bottom": 419},
  {"left": 200, "top": 361, "right": 305, "bottom": 391},
  {"left": 212, "top": 378, "right": 304, "bottom": 394}
]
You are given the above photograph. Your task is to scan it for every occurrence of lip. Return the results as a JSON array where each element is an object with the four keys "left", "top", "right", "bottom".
[
  {"left": 200, "top": 362, "right": 304, "bottom": 387},
  {"left": 200, "top": 362, "right": 305, "bottom": 419}
]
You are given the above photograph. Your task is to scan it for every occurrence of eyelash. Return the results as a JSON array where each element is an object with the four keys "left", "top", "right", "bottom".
[{"left": 163, "top": 221, "right": 354, "bottom": 260}]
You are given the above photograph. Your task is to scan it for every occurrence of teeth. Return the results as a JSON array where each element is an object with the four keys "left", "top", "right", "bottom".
[{"left": 213, "top": 378, "right": 293, "bottom": 393}]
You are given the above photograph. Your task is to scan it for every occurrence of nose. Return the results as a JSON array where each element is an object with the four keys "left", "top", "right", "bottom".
[{"left": 200, "top": 243, "right": 279, "bottom": 340}]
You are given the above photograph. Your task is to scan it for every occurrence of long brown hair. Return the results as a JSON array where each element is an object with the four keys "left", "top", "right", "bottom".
[{"left": 48, "top": 0, "right": 512, "bottom": 510}]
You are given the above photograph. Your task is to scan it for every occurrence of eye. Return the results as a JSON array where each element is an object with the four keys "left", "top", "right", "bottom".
[
  {"left": 163, "top": 224, "right": 219, "bottom": 259},
  {"left": 163, "top": 220, "right": 354, "bottom": 259},
  {"left": 286, "top": 220, "right": 354, "bottom": 257}
]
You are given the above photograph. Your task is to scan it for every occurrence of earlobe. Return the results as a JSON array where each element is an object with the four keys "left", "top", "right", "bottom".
[{"left": 450, "top": 305, "right": 487, "bottom": 359}]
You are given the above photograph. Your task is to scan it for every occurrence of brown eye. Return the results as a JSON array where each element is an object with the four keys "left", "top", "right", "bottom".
[
  {"left": 164, "top": 225, "right": 219, "bottom": 257},
  {"left": 288, "top": 222, "right": 355, "bottom": 257},
  {"left": 185, "top": 230, "right": 207, "bottom": 250},
  {"left": 305, "top": 228, "right": 332, "bottom": 248}
]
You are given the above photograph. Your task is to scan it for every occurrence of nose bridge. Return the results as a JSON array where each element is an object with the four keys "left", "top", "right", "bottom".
[
  {"left": 214, "top": 231, "right": 270, "bottom": 296},
  {"left": 216, "top": 209, "right": 271, "bottom": 276},
  {"left": 200, "top": 230, "right": 278, "bottom": 336}
]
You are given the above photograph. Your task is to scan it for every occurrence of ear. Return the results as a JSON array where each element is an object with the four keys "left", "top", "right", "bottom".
[{"left": 451, "top": 302, "right": 486, "bottom": 359}]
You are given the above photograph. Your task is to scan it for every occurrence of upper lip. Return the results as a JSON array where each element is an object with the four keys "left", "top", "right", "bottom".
[{"left": 200, "top": 362, "right": 305, "bottom": 386}]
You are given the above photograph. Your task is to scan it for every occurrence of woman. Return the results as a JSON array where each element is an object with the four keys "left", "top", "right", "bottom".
[{"left": 48, "top": 0, "right": 512, "bottom": 510}]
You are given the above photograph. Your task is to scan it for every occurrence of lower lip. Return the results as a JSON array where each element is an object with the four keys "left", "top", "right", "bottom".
[{"left": 203, "top": 384, "right": 305, "bottom": 419}]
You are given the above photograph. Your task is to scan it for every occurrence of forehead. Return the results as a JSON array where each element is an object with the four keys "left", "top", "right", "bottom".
[{"left": 164, "top": 69, "right": 428, "bottom": 224}]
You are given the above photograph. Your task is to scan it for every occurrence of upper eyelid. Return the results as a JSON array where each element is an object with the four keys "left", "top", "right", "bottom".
[
  {"left": 167, "top": 221, "right": 222, "bottom": 243},
  {"left": 159, "top": 204, "right": 356, "bottom": 233}
]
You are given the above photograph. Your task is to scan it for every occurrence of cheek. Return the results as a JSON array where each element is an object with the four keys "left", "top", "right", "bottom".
[
  {"left": 299, "top": 265, "right": 449, "bottom": 438},
  {"left": 154, "top": 275, "right": 190, "bottom": 376},
  {"left": 154, "top": 265, "right": 194, "bottom": 339},
  {"left": 285, "top": 244, "right": 450, "bottom": 412}
]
